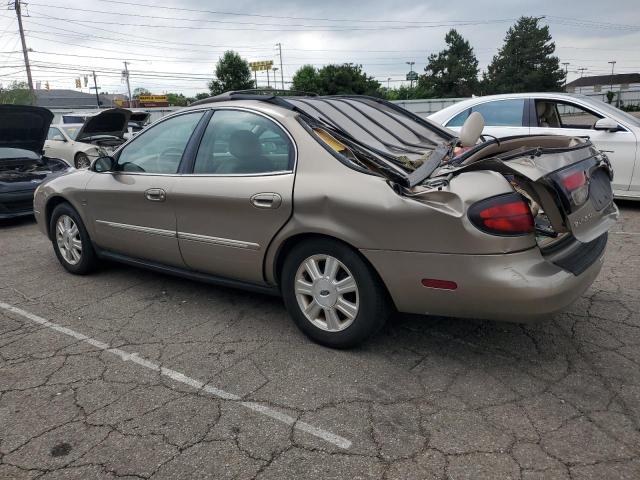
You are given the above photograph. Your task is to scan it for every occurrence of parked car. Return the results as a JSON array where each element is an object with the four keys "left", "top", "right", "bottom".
[
  {"left": 34, "top": 93, "right": 617, "bottom": 347},
  {"left": 0, "top": 105, "right": 70, "bottom": 219},
  {"left": 428, "top": 92, "right": 640, "bottom": 200},
  {"left": 44, "top": 108, "right": 132, "bottom": 169}
]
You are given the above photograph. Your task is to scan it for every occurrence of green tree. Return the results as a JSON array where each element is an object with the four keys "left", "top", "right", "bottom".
[
  {"left": 166, "top": 92, "right": 188, "bottom": 106},
  {"left": 208, "top": 51, "right": 254, "bottom": 95},
  {"left": 132, "top": 87, "right": 150, "bottom": 98},
  {"left": 484, "top": 17, "right": 564, "bottom": 94},
  {"left": 419, "top": 29, "right": 479, "bottom": 98},
  {"left": 384, "top": 85, "right": 430, "bottom": 101},
  {"left": 292, "top": 63, "right": 381, "bottom": 96},
  {"left": 291, "top": 65, "right": 319, "bottom": 93},
  {"left": 0, "top": 81, "right": 35, "bottom": 105}
]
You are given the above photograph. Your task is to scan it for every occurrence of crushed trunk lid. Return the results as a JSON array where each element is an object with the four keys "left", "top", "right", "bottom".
[{"left": 441, "top": 137, "right": 618, "bottom": 243}]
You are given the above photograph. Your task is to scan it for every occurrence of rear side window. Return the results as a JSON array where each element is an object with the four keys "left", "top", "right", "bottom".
[
  {"left": 193, "top": 110, "right": 293, "bottom": 174},
  {"left": 447, "top": 99, "right": 525, "bottom": 127}
]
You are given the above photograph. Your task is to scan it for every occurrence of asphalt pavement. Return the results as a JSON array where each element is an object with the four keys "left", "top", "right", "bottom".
[{"left": 1, "top": 202, "right": 639, "bottom": 479}]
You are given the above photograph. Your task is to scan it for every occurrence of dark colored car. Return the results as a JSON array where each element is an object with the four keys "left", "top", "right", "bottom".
[{"left": 0, "top": 105, "right": 70, "bottom": 219}]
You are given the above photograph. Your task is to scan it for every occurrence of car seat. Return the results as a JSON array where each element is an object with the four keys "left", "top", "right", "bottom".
[
  {"left": 536, "top": 102, "right": 561, "bottom": 128},
  {"left": 215, "top": 130, "right": 273, "bottom": 174}
]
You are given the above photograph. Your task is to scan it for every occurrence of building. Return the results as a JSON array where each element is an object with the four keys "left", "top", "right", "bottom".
[
  {"left": 565, "top": 73, "right": 640, "bottom": 94},
  {"left": 34, "top": 89, "right": 126, "bottom": 109}
]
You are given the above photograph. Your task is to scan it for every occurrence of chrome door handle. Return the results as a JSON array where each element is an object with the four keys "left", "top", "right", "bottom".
[
  {"left": 250, "top": 193, "right": 282, "bottom": 209},
  {"left": 145, "top": 188, "right": 166, "bottom": 202}
]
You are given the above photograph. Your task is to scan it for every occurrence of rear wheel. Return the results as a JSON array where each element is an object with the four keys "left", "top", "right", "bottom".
[
  {"left": 50, "top": 203, "right": 97, "bottom": 274},
  {"left": 74, "top": 152, "right": 90, "bottom": 169},
  {"left": 281, "top": 239, "right": 389, "bottom": 348}
]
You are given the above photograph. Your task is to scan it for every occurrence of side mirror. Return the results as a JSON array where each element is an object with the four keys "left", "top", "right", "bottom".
[
  {"left": 93, "top": 156, "right": 116, "bottom": 172},
  {"left": 52, "top": 135, "right": 66, "bottom": 142},
  {"left": 459, "top": 111, "right": 485, "bottom": 147},
  {"left": 594, "top": 117, "right": 620, "bottom": 132}
]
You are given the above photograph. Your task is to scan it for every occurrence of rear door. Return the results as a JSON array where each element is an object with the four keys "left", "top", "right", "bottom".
[
  {"left": 173, "top": 108, "right": 295, "bottom": 284},
  {"left": 529, "top": 98, "right": 636, "bottom": 192},
  {"left": 444, "top": 98, "right": 529, "bottom": 139}
]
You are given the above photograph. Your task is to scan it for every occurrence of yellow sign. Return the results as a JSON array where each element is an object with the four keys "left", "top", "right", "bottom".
[
  {"left": 249, "top": 60, "right": 274, "bottom": 72},
  {"left": 139, "top": 95, "right": 168, "bottom": 102}
]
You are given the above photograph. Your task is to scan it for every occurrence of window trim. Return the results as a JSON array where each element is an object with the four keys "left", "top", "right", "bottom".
[
  {"left": 182, "top": 106, "right": 298, "bottom": 178},
  {"left": 445, "top": 98, "right": 527, "bottom": 128}
]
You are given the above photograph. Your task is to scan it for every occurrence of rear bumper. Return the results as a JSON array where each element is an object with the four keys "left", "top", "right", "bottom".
[
  {"left": 0, "top": 189, "right": 35, "bottom": 219},
  {"left": 361, "top": 243, "right": 605, "bottom": 323}
]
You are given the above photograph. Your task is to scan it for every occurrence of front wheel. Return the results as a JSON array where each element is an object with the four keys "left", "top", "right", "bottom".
[
  {"left": 74, "top": 152, "right": 91, "bottom": 169},
  {"left": 50, "top": 203, "right": 98, "bottom": 274},
  {"left": 281, "top": 239, "right": 390, "bottom": 348}
]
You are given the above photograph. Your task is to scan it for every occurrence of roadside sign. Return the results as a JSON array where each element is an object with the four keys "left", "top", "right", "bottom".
[
  {"left": 249, "top": 60, "right": 274, "bottom": 72},
  {"left": 139, "top": 95, "right": 168, "bottom": 103},
  {"left": 406, "top": 71, "right": 419, "bottom": 81}
]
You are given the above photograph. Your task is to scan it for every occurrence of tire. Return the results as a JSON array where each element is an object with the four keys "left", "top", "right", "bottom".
[
  {"left": 74, "top": 152, "right": 90, "bottom": 169},
  {"left": 50, "top": 202, "right": 98, "bottom": 275},
  {"left": 281, "top": 238, "right": 390, "bottom": 348}
]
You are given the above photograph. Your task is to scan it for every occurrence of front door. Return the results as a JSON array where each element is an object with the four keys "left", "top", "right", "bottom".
[
  {"left": 173, "top": 108, "right": 295, "bottom": 284},
  {"left": 529, "top": 99, "right": 637, "bottom": 193},
  {"left": 85, "top": 110, "right": 206, "bottom": 266},
  {"left": 44, "top": 126, "right": 68, "bottom": 161}
]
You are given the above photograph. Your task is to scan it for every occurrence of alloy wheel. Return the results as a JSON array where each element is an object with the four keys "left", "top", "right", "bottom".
[
  {"left": 55, "top": 215, "right": 82, "bottom": 265},
  {"left": 294, "top": 254, "right": 359, "bottom": 332}
]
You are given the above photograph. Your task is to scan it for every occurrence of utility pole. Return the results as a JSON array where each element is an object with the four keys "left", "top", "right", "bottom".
[
  {"left": 276, "top": 43, "right": 284, "bottom": 91},
  {"left": 577, "top": 67, "right": 587, "bottom": 78},
  {"left": 561, "top": 62, "right": 569, "bottom": 89},
  {"left": 11, "top": 0, "right": 34, "bottom": 93},
  {"left": 272, "top": 67, "right": 279, "bottom": 90},
  {"left": 387, "top": 77, "right": 391, "bottom": 90},
  {"left": 266, "top": 68, "right": 270, "bottom": 88},
  {"left": 123, "top": 61, "right": 132, "bottom": 107},
  {"left": 92, "top": 71, "right": 100, "bottom": 109}
]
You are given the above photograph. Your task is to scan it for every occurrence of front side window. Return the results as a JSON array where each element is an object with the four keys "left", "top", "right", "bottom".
[
  {"left": 536, "top": 101, "right": 602, "bottom": 130},
  {"left": 193, "top": 110, "right": 293, "bottom": 174},
  {"left": 446, "top": 99, "right": 525, "bottom": 128},
  {"left": 116, "top": 111, "right": 203, "bottom": 174}
]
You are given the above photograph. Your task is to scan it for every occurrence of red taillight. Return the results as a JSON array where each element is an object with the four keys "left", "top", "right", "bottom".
[
  {"left": 561, "top": 170, "right": 587, "bottom": 191},
  {"left": 469, "top": 194, "right": 534, "bottom": 236}
]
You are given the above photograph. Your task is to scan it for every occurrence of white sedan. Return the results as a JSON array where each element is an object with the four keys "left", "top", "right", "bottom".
[
  {"left": 429, "top": 93, "right": 640, "bottom": 199},
  {"left": 44, "top": 108, "right": 131, "bottom": 169}
]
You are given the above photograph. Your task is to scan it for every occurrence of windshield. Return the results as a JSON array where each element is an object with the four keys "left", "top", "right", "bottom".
[
  {"left": 586, "top": 98, "right": 640, "bottom": 127},
  {"left": 61, "top": 126, "right": 80, "bottom": 140}
]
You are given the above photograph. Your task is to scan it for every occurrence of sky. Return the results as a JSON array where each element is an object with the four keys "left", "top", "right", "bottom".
[{"left": 0, "top": 0, "right": 639, "bottom": 97}]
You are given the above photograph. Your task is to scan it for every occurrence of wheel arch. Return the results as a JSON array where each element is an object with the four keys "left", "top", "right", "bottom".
[
  {"left": 269, "top": 232, "right": 397, "bottom": 310},
  {"left": 43, "top": 196, "right": 82, "bottom": 240}
]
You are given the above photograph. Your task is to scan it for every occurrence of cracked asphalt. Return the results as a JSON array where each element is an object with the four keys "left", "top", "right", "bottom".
[{"left": 1, "top": 202, "right": 639, "bottom": 480}]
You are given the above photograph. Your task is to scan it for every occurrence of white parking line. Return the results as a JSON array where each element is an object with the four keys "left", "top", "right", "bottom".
[
  {"left": 612, "top": 231, "right": 640, "bottom": 236},
  {"left": 0, "top": 301, "right": 352, "bottom": 450}
]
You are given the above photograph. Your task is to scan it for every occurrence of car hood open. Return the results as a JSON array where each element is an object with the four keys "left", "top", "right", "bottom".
[
  {"left": 0, "top": 105, "right": 53, "bottom": 155},
  {"left": 75, "top": 108, "right": 132, "bottom": 141}
]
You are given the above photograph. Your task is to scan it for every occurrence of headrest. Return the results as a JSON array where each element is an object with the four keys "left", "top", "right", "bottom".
[{"left": 229, "top": 130, "right": 261, "bottom": 160}]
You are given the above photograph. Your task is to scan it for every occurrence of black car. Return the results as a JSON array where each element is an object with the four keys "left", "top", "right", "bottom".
[{"left": 0, "top": 105, "right": 70, "bottom": 219}]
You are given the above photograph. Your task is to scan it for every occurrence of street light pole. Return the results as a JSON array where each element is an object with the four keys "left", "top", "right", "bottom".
[
  {"left": 273, "top": 67, "right": 279, "bottom": 90},
  {"left": 608, "top": 60, "right": 616, "bottom": 90},
  {"left": 92, "top": 71, "right": 100, "bottom": 109},
  {"left": 406, "top": 61, "right": 415, "bottom": 89},
  {"left": 276, "top": 43, "right": 284, "bottom": 91},
  {"left": 387, "top": 77, "right": 391, "bottom": 90}
]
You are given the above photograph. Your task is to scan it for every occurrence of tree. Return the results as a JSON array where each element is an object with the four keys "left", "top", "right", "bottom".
[
  {"left": 132, "top": 87, "right": 150, "bottom": 98},
  {"left": 0, "top": 81, "right": 35, "bottom": 105},
  {"left": 291, "top": 63, "right": 381, "bottom": 96},
  {"left": 291, "top": 65, "right": 319, "bottom": 93},
  {"left": 483, "top": 17, "right": 564, "bottom": 94},
  {"left": 165, "top": 92, "right": 188, "bottom": 106},
  {"left": 208, "top": 51, "right": 254, "bottom": 95},
  {"left": 384, "top": 85, "right": 430, "bottom": 101},
  {"left": 419, "top": 29, "right": 479, "bottom": 98}
]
